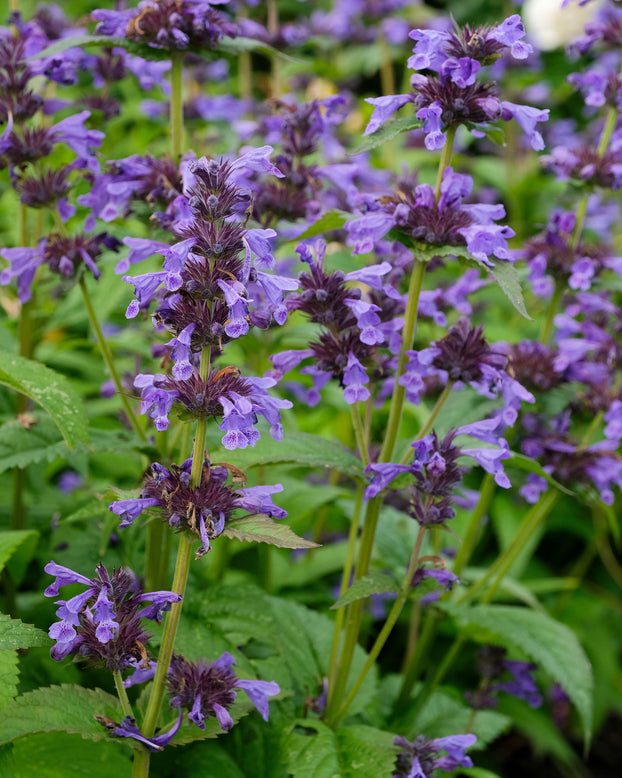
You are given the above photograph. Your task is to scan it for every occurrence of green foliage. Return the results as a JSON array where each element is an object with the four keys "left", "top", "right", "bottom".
[
  {"left": 0, "top": 614, "right": 50, "bottom": 651},
  {"left": 0, "top": 531, "right": 38, "bottom": 575},
  {"left": 331, "top": 571, "right": 399, "bottom": 609},
  {"left": 351, "top": 116, "right": 423, "bottom": 155},
  {"left": 223, "top": 514, "right": 320, "bottom": 549},
  {"left": 0, "top": 651, "right": 19, "bottom": 710},
  {"left": 285, "top": 720, "right": 396, "bottom": 778},
  {"left": 0, "top": 352, "right": 89, "bottom": 448},
  {"left": 0, "top": 685, "right": 122, "bottom": 745},
  {"left": 443, "top": 604, "right": 594, "bottom": 743},
  {"left": 10, "top": 733, "right": 132, "bottom": 777}
]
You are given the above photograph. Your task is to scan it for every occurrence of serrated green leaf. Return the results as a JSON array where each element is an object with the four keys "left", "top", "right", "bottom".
[
  {"left": 0, "top": 418, "right": 69, "bottom": 472},
  {"left": 0, "top": 685, "right": 121, "bottom": 745},
  {"left": 58, "top": 499, "right": 109, "bottom": 526},
  {"left": 0, "top": 352, "right": 89, "bottom": 448},
  {"left": 443, "top": 604, "right": 593, "bottom": 743},
  {"left": 10, "top": 733, "right": 131, "bottom": 777},
  {"left": 223, "top": 514, "right": 320, "bottom": 549},
  {"left": 508, "top": 452, "right": 575, "bottom": 496},
  {"left": 0, "top": 531, "right": 38, "bottom": 576},
  {"left": 285, "top": 720, "right": 396, "bottom": 778},
  {"left": 208, "top": 430, "right": 364, "bottom": 479},
  {"left": 351, "top": 115, "right": 423, "bottom": 155},
  {"left": 485, "top": 258, "right": 531, "bottom": 320},
  {"left": 294, "top": 209, "right": 352, "bottom": 241},
  {"left": 331, "top": 572, "right": 398, "bottom": 609},
  {"left": 0, "top": 652, "right": 19, "bottom": 710},
  {"left": 0, "top": 614, "right": 50, "bottom": 651}
]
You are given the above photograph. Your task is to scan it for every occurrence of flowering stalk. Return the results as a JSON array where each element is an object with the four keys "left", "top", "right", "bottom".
[
  {"left": 539, "top": 103, "right": 618, "bottom": 345},
  {"left": 132, "top": 533, "right": 194, "bottom": 778},
  {"left": 332, "top": 526, "right": 426, "bottom": 725},
  {"left": 79, "top": 277, "right": 147, "bottom": 442},
  {"left": 113, "top": 669, "right": 134, "bottom": 720}
]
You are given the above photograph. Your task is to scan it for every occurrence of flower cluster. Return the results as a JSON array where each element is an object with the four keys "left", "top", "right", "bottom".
[
  {"left": 393, "top": 733, "right": 477, "bottom": 778},
  {"left": 364, "top": 15, "right": 548, "bottom": 151},
  {"left": 166, "top": 652, "right": 280, "bottom": 731},
  {"left": 122, "top": 146, "right": 295, "bottom": 442},
  {"left": 110, "top": 456, "right": 286, "bottom": 557},
  {"left": 44, "top": 561, "right": 182, "bottom": 664}
]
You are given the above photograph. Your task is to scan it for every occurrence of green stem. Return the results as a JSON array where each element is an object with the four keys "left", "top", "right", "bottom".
[
  {"left": 145, "top": 518, "right": 170, "bottom": 593},
  {"left": 113, "top": 670, "right": 134, "bottom": 719},
  {"left": 459, "top": 489, "right": 559, "bottom": 604},
  {"left": 325, "top": 496, "right": 381, "bottom": 722},
  {"left": 379, "top": 33, "right": 395, "bottom": 98},
  {"left": 452, "top": 473, "right": 495, "bottom": 577},
  {"left": 266, "top": 0, "right": 282, "bottom": 97},
  {"left": 433, "top": 127, "right": 456, "bottom": 205},
  {"left": 399, "top": 381, "right": 455, "bottom": 465},
  {"left": 132, "top": 534, "right": 193, "bottom": 778},
  {"left": 350, "top": 403, "right": 370, "bottom": 467},
  {"left": 79, "top": 277, "right": 147, "bottom": 442},
  {"left": 379, "top": 260, "right": 426, "bottom": 463},
  {"left": 396, "top": 609, "right": 438, "bottom": 709},
  {"left": 410, "top": 635, "right": 465, "bottom": 720},
  {"left": 170, "top": 52, "right": 184, "bottom": 159},
  {"left": 327, "top": 484, "right": 364, "bottom": 694},
  {"left": 333, "top": 527, "right": 426, "bottom": 724},
  {"left": 538, "top": 281, "right": 563, "bottom": 345}
]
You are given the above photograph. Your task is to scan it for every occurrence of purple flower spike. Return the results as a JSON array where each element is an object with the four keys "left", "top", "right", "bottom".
[{"left": 393, "top": 732, "right": 477, "bottom": 777}]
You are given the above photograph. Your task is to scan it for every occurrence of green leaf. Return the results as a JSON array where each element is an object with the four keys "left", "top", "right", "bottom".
[
  {"left": 10, "top": 733, "right": 132, "bottom": 777},
  {"left": 207, "top": 430, "right": 364, "bottom": 479},
  {"left": 285, "top": 720, "right": 397, "bottom": 778},
  {"left": 0, "top": 531, "right": 38, "bottom": 576},
  {"left": 0, "top": 417, "right": 69, "bottom": 473},
  {"left": 0, "top": 614, "right": 51, "bottom": 651},
  {"left": 331, "top": 572, "right": 399, "bottom": 609},
  {"left": 294, "top": 209, "right": 352, "bottom": 241},
  {"left": 0, "top": 652, "right": 19, "bottom": 710},
  {"left": 351, "top": 115, "right": 423, "bottom": 155},
  {"left": 485, "top": 258, "right": 531, "bottom": 320},
  {"left": 28, "top": 34, "right": 172, "bottom": 62},
  {"left": 218, "top": 35, "right": 304, "bottom": 63},
  {"left": 223, "top": 514, "right": 320, "bottom": 549},
  {"left": 0, "top": 685, "right": 122, "bottom": 745},
  {"left": 508, "top": 452, "right": 575, "bottom": 496},
  {"left": 443, "top": 603, "right": 593, "bottom": 743},
  {"left": 0, "top": 352, "right": 89, "bottom": 448}
]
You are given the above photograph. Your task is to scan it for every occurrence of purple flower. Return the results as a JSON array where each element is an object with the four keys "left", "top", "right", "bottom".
[
  {"left": 342, "top": 351, "right": 370, "bottom": 404},
  {"left": 166, "top": 652, "right": 279, "bottom": 731},
  {"left": 393, "top": 733, "right": 477, "bottom": 777},
  {"left": 101, "top": 711, "right": 183, "bottom": 752},
  {"left": 363, "top": 94, "right": 414, "bottom": 136},
  {"left": 44, "top": 562, "right": 182, "bottom": 667}
]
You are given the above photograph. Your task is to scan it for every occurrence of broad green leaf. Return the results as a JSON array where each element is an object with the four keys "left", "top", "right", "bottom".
[
  {"left": 0, "top": 651, "right": 19, "bottom": 710},
  {"left": 484, "top": 257, "right": 531, "bottom": 320},
  {"left": 285, "top": 720, "right": 396, "bottom": 778},
  {"left": 443, "top": 603, "right": 593, "bottom": 743},
  {"left": 351, "top": 115, "right": 423, "bottom": 154},
  {"left": 0, "top": 685, "right": 121, "bottom": 745},
  {"left": 462, "top": 568, "right": 544, "bottom": 611},
  {"left": 331, "top": 571, "right": 399, "bottom": 609},
  {"left": 0, "top": 614, "right": 50, "bottom": 651},
  {"left": 10, "top": 733, "right": 131, "bottom": 777},
  {"left": 207, "top": 429, "right": 364, "bottom": 479},
  {"left": 0, "top": 531, "right": 38, "bottom": 576},
  {"left": 162, "top": 741, "right": 247, "bottom": 777},
  {"left": 0, "top": 352, "right": 89, "bottom": 448},
  {"left": 0, "top": 417, "right": 70, "bottom": 473},
  {"left": 58, "top": 499, "right": 109, "bottom": 526},
  {"left": 294, "top": 209, "right": 352, "bottom": 241},
  {"left": 223, "top": 514, "right": 320, "bottom": 549},
  {"left": 508, "top": 452, "right": 575, "bottom": 496}
]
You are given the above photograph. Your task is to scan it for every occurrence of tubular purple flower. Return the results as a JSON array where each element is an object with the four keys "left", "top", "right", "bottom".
[
  {"left": 342, "top": 351, "right": 370, "bottom": 404},
  {"left": 500, "top": 101, "right": 549, "bottom": 150},
  {"left": 109, "top": 497, "right": 162, "bottom": 528},
  {"left": 363, "top": 94, "right": 414, "bottom": 136}
]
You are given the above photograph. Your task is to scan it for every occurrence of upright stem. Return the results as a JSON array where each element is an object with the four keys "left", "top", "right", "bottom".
[
  {"left": 333, "top": 527, "right": 426, "bottom": 725},
  {"left": 379, "top": 260, "right": 426, "bottom": 463},
  {"left": 113, "top": 670, "right": 134, "bottom": 719},
  {"left": 433, "top": 127, "right": 456, "bottom": 205},
  {"left": 79, "top": 277, "right": 147, "bottom": 442},
  {"left": 170, "top": 52, "right": 184, "bottom": 160},
  {"left": 327, "top": 484, "right": 364, "bottom": 693},
  {"left": 539, "top": 281, "right": 563, "bottom": 345},
  {"left": 266, "top": 0, "right": 282, "bottom": 97},
  {"left": 451, "top": 473, "right": 495, "bottom": 577},
  {"left": 350, "top": 403, "right": 370, "bottom": 467}
]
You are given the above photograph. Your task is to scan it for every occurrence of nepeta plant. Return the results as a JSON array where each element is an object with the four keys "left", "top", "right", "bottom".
[{"left": 1, "top": 2, "right": 621, "bottom": 777}]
